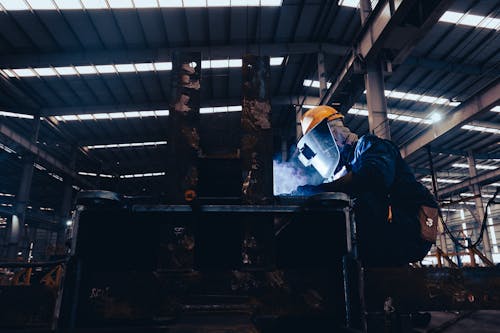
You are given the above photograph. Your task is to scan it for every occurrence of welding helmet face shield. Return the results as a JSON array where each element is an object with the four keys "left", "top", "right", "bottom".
[{"left": 298, "top": 106, "right": 344, "bottom": 181}]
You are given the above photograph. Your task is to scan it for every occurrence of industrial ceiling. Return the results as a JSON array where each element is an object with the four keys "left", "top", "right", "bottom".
[{"left": 0, "top": 0, "right": 498, "bottom": 222}]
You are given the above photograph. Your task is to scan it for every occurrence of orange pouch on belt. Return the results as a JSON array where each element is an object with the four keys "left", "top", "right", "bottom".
[{"left": 418, "top": 205, "right": 438, "bottom": 243}]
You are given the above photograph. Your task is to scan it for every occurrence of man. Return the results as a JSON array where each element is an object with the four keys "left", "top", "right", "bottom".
[{"left": 296, "top": 106, "right": 438, "bottom": 267}]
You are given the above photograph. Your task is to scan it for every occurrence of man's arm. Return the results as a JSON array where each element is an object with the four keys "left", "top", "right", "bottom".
[{"left": 317, "top": 171, "right": 354, "bottom": 194}]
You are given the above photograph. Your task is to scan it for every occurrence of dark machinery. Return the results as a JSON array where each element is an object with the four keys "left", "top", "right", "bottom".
[
  {"left": 55, "top": 191, "right": 355, "bottom": 332},
  {"left": 1, "top": 191, "right": 500, "bottom": 332}
]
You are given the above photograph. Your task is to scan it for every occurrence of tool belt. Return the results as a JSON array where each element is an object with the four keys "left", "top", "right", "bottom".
[
  {"left": 418, "top": 205, "right": 438, "bottom": 243},
  {"left": 388, "top": 204, "right": 438, "bottom": 243}
]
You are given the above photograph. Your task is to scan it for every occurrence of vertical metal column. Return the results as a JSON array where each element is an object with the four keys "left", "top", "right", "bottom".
[
  {"left": 467, "top": 151, "right": 493, "bottom": 260},
  {"left": 56, "top": 149, "right": 77, "bottom": 251},
  {"left": 427, "top": 146, "right": 448, "bottom": 254},
  {"left": 241, "top": 55, "right": 273, "bottom": 203},
  {"left": 168, "top": 52, "right": 201, "bottom": 203},
  {"left": 317, "top": 52, "right": 327, "bottom": 100},
  {"left": 6, "top": 115, "right": 40, "bottom": 259},
  {"left": 295, "top": 105, "right": 303, "bottom": 141},
  {"left": 360, "top": 0, "right": 391, "bottom": 140}
]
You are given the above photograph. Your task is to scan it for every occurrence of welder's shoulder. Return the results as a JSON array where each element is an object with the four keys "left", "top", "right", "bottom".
[{"left": 356, "top": 134, "right": 394, "bottom": 156}]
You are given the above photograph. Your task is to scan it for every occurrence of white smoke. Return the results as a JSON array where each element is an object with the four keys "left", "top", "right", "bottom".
[{"left": 273, "top": 159, "right": 315, "bottom": 195}]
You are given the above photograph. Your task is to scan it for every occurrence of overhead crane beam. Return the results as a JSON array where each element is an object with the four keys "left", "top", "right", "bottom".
[
  {"left": 438, "top": 168, "right": 500, "bottom": 198},
  {"left": 0, "top": 43, "right": 350, "bottom": 68},
  {"left": 320, "top": 0, "right": 453, "bottom": 113},
  {"left": 0, "top": 123, "right": 93, "bottom": 188}
]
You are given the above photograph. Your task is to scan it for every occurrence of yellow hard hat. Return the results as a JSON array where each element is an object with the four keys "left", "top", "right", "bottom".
[{"left": 301, "top": 105, "right": 344, "bottom": 135}]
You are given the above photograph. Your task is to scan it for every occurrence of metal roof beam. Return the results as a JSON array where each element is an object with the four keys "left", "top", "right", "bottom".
[
  {"left": 39, "top": 96, "right": 321, "bottom": 116},
  {"left": 0, "top": 123, "right": 93, "bottom": 188},
  {"left": 321, "top": 0, "right": 453, "bottom": 113},
  {"left": 430, "top": 148, "right": 500, "bottom": 160},
  {"left": 400, "top": 79, "right": 500, "bottom": 159},
  {"left": 0, "top": 43, "right": 350, "bottom": 68},
  {"left": 438, "top": 168, "right": 500, "bottom": 198}
]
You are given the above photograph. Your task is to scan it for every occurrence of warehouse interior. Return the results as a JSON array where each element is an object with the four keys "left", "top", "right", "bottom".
[{"left": 0, "top": 0, "right": 499, "bottom": 332}]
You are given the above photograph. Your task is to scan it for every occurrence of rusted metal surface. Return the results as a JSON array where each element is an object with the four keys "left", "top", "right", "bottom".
[
  {"left": 241, "top": 55, "right": 273, "bottom": 204},
  {"left": 169, "top": 52, "right": 201, "bottom": 203}
]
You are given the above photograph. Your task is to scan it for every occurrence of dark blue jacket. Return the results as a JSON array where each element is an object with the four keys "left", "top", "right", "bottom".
[{"left": 347, "top": 135, "right": 437, "bottom": 266}]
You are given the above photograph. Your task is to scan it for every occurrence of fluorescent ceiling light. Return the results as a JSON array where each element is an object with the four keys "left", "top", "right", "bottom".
[
  {"left": 184, "top": 0, "right": 207, "bottom": 7},
  {"left": 270, "top": 57, "right": 284, "bottom": 65},
  {"left": 62, "top": 115, "right": 78, "bottom": 121},
  {"left": 207, "top": 0, "right": 230, "bottom": 5},
  {"left": 155, "top": 110, "right": 170, "bottom": 116},
  {"left": 421, "top": 177, "right": 461, "bottom": 184},
  {"left": 81, "top": 0, "right": 108, "bottom": 9},
  {"left": 154, "top": 62, "right": 173, "bottom": 70},
  {"left": 86, "top": 140, "right": 167, "bottom": 149},
  {"left": 55, "top": 66, "right": 77, "bottom": 75},
  {"left": 109, "top": 112, "right": 126, "bottom": 119},
  {"left": 2, "top": 69, "right": 15, "bottom": 77},
  {"left": 338, "top": 0, "right": 358, "bottom": 8},
  {"left": 96, "top": 65, "right": 116, "bottom": 74},
  {"left": 140, "top": 111, "right": 155, "bottom": 117},
  {"left": 209, "top": 59, "right": 229, "bottom": 68},
  {"left": 3, "top": 58, "right": 281, "bottom": 78},
  {"left": 27, "top": 0, "right": 56, "bottom": 10},
  {"left": 452, "top": 163, "right": 497, "bottom": 170},
  {"left": 439, "top": 11, "right": 500, "bottom": 30},
  {"left": 0, "top": 192, "right": 15, "bottom": 197},
  {"left": 13, "top": 68, "right": 36, "bottom": 77},
  {"left": 228, "top": 59, "right": 242, "bottom": 67},
  {"left": 78, "top": 114, "right": 94, "bottom": 120},
  {"left": 0, "top": 111, "right": 34, "bottom": 119},
  {"left": 302, "top": 79, "right": 332, "bottom": 89},
  {"left": 124, "top": 111, "right": 141, "bottom": 118},
  {"left": 54, "top": 0, "right": 82, "bottom": 9},
  {"left": 158, "top": 0, "right": 182, "bottom": 6},
  {"left": 93, "top": 113, "right": 109, "bottom": 119},
  {"left": 462, "top": 124, "right": 500, "bottom": 135},
  {"left": 119, "top": 172, "right": 166, "bottom": 179},
  {"left": 491, "top": 106, "right": 500, "bottom": 112},
  {"left": 439, "top": 11, "right": 463, "bottom": 24},
  {"left": 108, "top": 0, "right": 133, "bottom": 8},
  {"left": 34, "top": 67, "right": 57, "bottom": 76},
  {"left": 0, "top": 0, "right": 29, "bottom": 10},
  {"left": 135, "top": 63, "right": 155, "bottom": 71},
  {"left": 115, "top": 64, "right": 135, "bottom": 72},
  {"left": 133, "top": 0, "right": 158, "bottom": 8},
  {"left": 348, "top": 107, "right": 432, "bottom": 125},
  {"left": 75, "top": 66, "right": 97, "bottom": 75}
]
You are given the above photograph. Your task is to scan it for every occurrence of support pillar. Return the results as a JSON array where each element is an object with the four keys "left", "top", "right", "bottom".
[
  {"left": 467, "top": 151, "right": 493, "bottom": 260},
  {"left": 317, "top": 52, "right": 327, "bottom": 100},
  {"left": 56, "top": 149, "right": 77, "bottom": 251},
  {"left": 6, "top": 116, "right": 40, "bottom": 259},
  {"left": 241, "top": 55, "right": 273, "bottom": 203},
  {"left": 296, "top": 105, "right": 303, "bottom": 141},
  {"left": 360, "top": 0, "right": 391, "bottom": 140},
  {"left": 168, "top": 52, "right": 201, "bottom": 203},
  {"left": 427, "top": 146, "right": 448, "bottom": 255}
]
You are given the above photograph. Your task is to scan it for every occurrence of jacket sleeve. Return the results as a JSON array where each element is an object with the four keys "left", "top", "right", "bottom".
[{"left": 350, "top": 135, "right": 397, "bottom": 192}]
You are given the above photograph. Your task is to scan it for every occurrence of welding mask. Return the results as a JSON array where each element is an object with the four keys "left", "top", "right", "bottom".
[{"left": 298, "top": 106, "right": 344, "bottom": 181}]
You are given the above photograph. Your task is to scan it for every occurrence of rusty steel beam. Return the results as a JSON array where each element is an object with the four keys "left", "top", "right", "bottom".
[
  {"left": 241, "top": 55, "right": 273, "bottom": 203},
  {"left": 168, "top": 52, "right": 201, "bottom": 203}
]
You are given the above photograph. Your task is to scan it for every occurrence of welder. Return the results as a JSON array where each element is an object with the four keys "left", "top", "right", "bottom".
[{"left": 295, "top": 106, "right": 439, "bottom": 267}]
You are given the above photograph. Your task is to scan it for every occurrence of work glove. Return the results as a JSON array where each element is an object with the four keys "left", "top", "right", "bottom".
[{"left": 294, "top": 184, "right": 323, "bottom": 196}]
